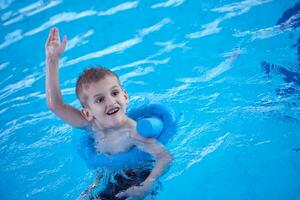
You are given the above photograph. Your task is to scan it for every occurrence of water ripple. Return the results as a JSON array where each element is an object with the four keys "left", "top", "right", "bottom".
[
  {"left": 0, "top": 0, "right": 15, "bottom": 10},
  {"left": 27, "top": 174, "right": 69, "bottom": 197},
  {"left": 63, "top": 18, "right": 171, "bottom": 67},
  {"left": 0, "top": 91, "right": 44, "bottom": 108},
  {"left": 0, "top": 1, "right": 141, "bottom": 50},
  {"left": 25, "top": 10, "right": 97, "bottom": 36},
  {"left": 165, "top": 83, "right": 191, "bottom": 98},
  {"left": 0, "top": 73, "right": 42, "bottom": 101},
  {"left": 166, "top": 132, "right": 230, "bottom": 180},
  {"left": 187, "top": 10, "right": 250, "bottom": 39},
  {"left": 178, "top": 124, "right": 212, "bottom": 146},
  {"left": 1, "top": 0, "right": 62, "bottom": 26},
  {"left": 138, "top": 18, "right": 171, "bottom": 37},
  {"left": 211, "top": 0, "right": 272, "bottom": 13},
  {"left": 64, "top": 37, "right": 142, "bottom": 67},
  {"left": 98, "top": 1, "right": 138, "bottom": 16},
  {"left": 233, "top": 12, "right": 300, "bottom": 40},
  {"left": 112, "top": 40, "right": 184, "bottom": 72},
  {"left": 0, "top": 29, "right": 23, "bottom": 50},
  {"left": 0, "top": 111, "right": 54, "bottom": 146},
  {"left": 178, "top": 49, "right": 239, "bottom": 83},
  {"left": 0, "top": 61, "right": 9, "bottom": 71},
  {"left": 151, "top": 0, "right": 185, "bottom": 9},
  {"left": 1, "top": 11, "right": 95, "bottom": 48},
  {"left": 186, "top": 0, "right": 272, "bottom": 39},
  {"left": 112, "top": 57, "right": 170, "bottom": 72},
  {"left": 120, "top": 66, "right": 154, "bottom": 82},
  {"left": 65, "top": 30, "right": 95, "bottom": 51},
  {"left": 27, "top": 124, "right": 72, "bottom": 149},
  {"left": 186, "top": 132, "right": 230, "bottom": 169}
]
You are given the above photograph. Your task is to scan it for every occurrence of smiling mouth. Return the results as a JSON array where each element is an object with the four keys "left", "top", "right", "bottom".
[{"left": 106, "top": 107, "right": 120, "bottom": 115}]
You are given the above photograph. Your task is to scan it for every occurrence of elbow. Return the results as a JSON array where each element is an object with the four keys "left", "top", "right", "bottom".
[
  {"left": 166, "top": 153, "right": 173, "bottom": 165},
  {"left": 46, "top": 99, "right": 57, "bottom": 112},
  {"left": 46, "top": 98, "right": 62, "bottom": 113},
  {"left": 46, "top": 99, "right": 54, "bottom": 111},
  {"left": 160, "top": 151, "right": 173, "bottom": 166}
]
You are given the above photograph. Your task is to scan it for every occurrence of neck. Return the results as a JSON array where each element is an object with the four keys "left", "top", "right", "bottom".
[{"left": 92, "top": 117, "right": 130, "bottom": 132}]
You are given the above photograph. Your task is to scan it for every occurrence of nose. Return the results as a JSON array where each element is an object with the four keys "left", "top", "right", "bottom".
[{"left": 106, "top": 95, "right": 115, "bottom": 107}]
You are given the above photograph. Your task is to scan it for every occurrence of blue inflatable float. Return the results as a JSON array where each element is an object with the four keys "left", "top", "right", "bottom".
[{"left": 78, "top": 103, "right": 177, "bottom": 170}]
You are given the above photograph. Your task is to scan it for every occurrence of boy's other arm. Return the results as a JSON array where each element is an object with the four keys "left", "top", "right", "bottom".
[
  {"left": 135, "top": 137, "right": 173, "bottom": 186},
  {"left": 116, "top": 133, "right": 172, "bottom": 199},
  {"left": 45, "top": 28, "right": 88, "bottom": 128}
]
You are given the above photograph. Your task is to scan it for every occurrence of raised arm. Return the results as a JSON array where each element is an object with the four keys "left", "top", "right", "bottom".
[
  {"left": 45, "top": 28, "right": 88, "bottom": 128},
  {"left": 116, "top": 134, "right": 173, "bottom": 199}
]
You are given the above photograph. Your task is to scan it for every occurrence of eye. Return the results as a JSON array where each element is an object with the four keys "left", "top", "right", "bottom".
[
  {"left": 95, "top": 97, "right": 104, "bottom": 103},
  {"left": 112, "top": 90, "right": 119, "bottom": 97}
]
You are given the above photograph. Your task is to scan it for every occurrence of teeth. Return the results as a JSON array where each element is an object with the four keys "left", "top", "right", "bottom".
[{"left": 107, "top": 107, "right": 119, "bottom": 115}]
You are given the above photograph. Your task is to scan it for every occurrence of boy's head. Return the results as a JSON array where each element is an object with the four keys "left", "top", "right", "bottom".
[
  {"left": 76, "top": 67, "right": 129, "bottom": 128},
  {"left": 76, "top": 67, "right": 120, "bottom": 106}
]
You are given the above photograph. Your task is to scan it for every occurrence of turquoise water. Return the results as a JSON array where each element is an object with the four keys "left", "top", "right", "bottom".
[{"left": 1, "top": 0, "right": 300, "bottom": 199}]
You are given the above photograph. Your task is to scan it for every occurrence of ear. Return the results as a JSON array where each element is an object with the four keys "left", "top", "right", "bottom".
[
  {"left": 80, "top": 108, "right": 94, "bottom": 122},
  {"left": 123, "top": 89, "right": 129, "bottom": 104}
]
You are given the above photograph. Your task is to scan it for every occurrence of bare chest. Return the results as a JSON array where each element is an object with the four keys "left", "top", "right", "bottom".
[{"left": 93, "top": 130, "right": 134, "bottom": 156}]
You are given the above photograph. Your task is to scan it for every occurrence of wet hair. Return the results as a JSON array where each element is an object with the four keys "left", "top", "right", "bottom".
[{"left": 75, "top": 67, "right": 120, "bottom": 107}]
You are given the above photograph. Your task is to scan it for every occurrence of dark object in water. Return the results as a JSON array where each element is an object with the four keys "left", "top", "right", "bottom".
[
  {"left": 261, "top": 61, "right": 300, "bottom": 98},
  {"left": 261, "top": 61, "right": 300, "bottom": 86},
  {"left": 292, "top": 147, "right": 300, "bottom": 152},
  {"left": 277, "top": 2, "right": 300, "bottom": 29},
  {"left": 291, "top": 37, "right": 300, "bottom": 67}
]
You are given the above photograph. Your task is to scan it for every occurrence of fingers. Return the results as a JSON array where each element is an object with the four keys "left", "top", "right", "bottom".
[
  {"left": 48, "top": 27, "right": 60, "bottom": 42},
  {"left": 61, "top": 35, "right": 67, "bottom": 51},
  {"left": 52, "top": 27, "right": 59, "bottom": 41},
  {"left": 46, "top": 28, "right": 54, "bottom": 47},
  {"left": 46, "top": 27, "right": 58, "bottom": 47},
  {"left": 116, "top": 191, "right": 127, "bottom": 198},
  {"left": 46, "top": 27, "right": 68, "bottom": 53}
]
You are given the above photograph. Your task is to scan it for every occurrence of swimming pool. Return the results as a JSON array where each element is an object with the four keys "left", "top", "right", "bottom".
[{"left": 1, "top": 0, "right": 300, "bottom": 199}]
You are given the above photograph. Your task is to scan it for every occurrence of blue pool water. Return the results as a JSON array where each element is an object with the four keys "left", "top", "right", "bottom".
[{"left": 1, "top": 0, "right": 300, "bottom": 199}]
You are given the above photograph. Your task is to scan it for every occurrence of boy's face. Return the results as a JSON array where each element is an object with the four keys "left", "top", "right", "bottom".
[{"left": 83, "top": 75, "right": 129, "bottom": 129}]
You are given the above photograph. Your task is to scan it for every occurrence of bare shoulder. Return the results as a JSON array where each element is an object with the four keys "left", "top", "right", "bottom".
[{"left": 127, "top": 117, "right": 154, "bottom": 144}]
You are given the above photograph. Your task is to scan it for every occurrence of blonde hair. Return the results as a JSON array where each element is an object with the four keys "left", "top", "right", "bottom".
[{"left": 75, "top": 67, "right": 120, "bottom": 106}]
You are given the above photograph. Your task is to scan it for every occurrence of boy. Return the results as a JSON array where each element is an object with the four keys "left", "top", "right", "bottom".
[{"left": 45, "top": 27, "right": 172, "bottom": 199}]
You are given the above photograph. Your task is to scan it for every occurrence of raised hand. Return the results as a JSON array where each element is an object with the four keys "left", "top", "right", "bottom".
[{"left": 45, "top": 27, "right": 67, "bottom": 59}]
